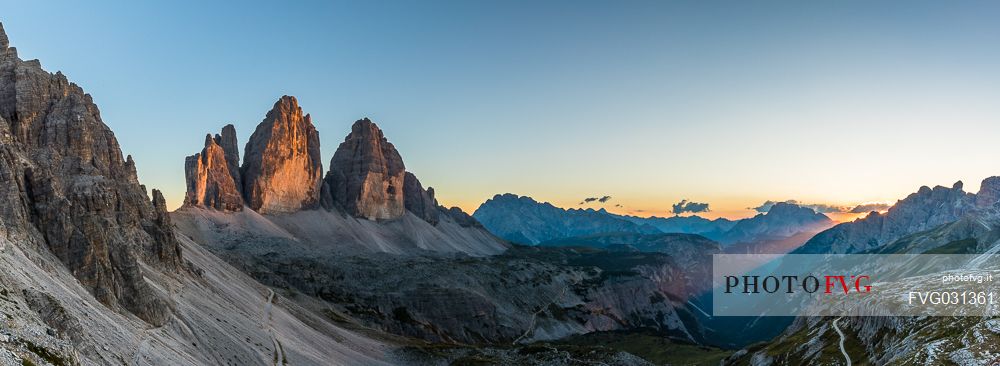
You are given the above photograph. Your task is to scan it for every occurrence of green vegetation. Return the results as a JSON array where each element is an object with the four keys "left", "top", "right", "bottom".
[
  {"left": 449, "top": 355, "right": 495, "bottom": 365},
  {"left": 923, "top": 238, "right": 979, "bottom": 254},
  {"left": 23, "top": 340, "right": 69, "bottom": 366},
  {"left": 732, "top": 318, "right": 872, "bottom": 366},
  {"left": 555, "top": 329, "right": 732, "bottom": 365}
]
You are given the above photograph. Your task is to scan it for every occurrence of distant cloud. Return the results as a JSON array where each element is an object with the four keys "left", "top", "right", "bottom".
[
  {"left": 580, "top": 195, "right": 613, "bottom": 205},
  {"left": 672, "top": 199, "right": 711, "bottom": 214},
  {"left": 750, "top": 200, "right": 848, "bottom": 214},
  {"left": 614, "top": 204, "right": 623, "bottom": 208},
  {"left": 800, "top": 203, "right": 848, "bottom": 214},
  {"left": 849, "top": 203, "right": 891, "bottom": 213}
]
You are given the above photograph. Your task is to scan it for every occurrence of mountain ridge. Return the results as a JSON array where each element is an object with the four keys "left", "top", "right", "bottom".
[
  {"left": 794, "top": 179, "right": 1000, "bottom": 254},
  {"left": 473, "top": 193, "right": 832, "bottom": 247}
]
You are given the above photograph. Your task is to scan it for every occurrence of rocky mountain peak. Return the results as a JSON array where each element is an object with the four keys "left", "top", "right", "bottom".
[
  {"left": 486, "top": 193, "right": 544, "bottom": 206},
  {"left": 766, "top": 202, "right": 819, "bottom": 217},
  {"left": 0, "top": 22, "right": 7, "bottom": 49},
  {"left": 403, "top": 171, "right": 439, "bottom": 224},
  {"left": 324, "top": 118, "right": 407, "bottom": 220},
  {"left": 796, "top": 182, "right": 976, "bottom": 254},
  {"left": 241, "top": 95, "right": 323, "bottom": 213},
  {"left": 0, "top": 23, "right": 179, "bottom": 325},
  {"left": 977, "top": 176, "right": 1000, "bottom": 208},
  {"left": 218, "top": 123, "right": 240, "bottom": 185},
  {"left": 184, "top": 126, "right": 244, "bottom": 211}
]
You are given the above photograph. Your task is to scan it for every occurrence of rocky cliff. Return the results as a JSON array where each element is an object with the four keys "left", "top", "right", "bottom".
[
  {"left": 0, "top": 22, "right": 179, "bottom": 325},
  {"left": 403, "top": 172, "right": 441, "bottom": 224},
  {"left": 976, "top": 176, "right": 1000, "bottom": 208},
  {"left": 184, "top": 127, "right": 244, "bottom": 211},
  {"left": 241, "top": 96, "right": 323, "bottom": 214},
  {"left": 324, "top": 118, "right": 408, "bottom": 220},
  {"left": 795, "top": 181, "right": 981, "bottom": 254}
]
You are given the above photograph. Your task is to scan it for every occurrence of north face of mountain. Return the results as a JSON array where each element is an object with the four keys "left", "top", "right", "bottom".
[
  {"left": 241, "top": 96, "right": 324, "bottom": 214},
  {"left": 0, "top": 23, "right": 179, "bottom": 325},
  {"left": 323, "top": 118, "right": 408, "bottom": 220},
  {"left": 181, "top": 111, "right": 504, "bottom": 256}
]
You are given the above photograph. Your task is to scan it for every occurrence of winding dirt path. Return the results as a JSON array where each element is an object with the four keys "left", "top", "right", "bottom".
[
  {"left": 263, "top": 289, "right": 283, "bottom": 365},
  {"left": 513, "top": 285, "right": 570, "bottom": 345},
  {"left": 833, "top": 317, "right": 852, "bottom": 366}
]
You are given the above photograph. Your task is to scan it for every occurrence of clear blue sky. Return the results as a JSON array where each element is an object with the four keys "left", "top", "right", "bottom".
[{"left": 3, "top": 1, "right": 1000, "bottom": 218}]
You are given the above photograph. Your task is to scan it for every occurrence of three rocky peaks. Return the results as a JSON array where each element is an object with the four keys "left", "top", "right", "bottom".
[{"left": 184, "top": 95, "right": 470, "bottom": 225}]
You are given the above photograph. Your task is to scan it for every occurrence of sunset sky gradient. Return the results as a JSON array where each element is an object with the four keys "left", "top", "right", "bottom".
[{"left": 3, "top": 1, "right": 1000, "bottom": 220}]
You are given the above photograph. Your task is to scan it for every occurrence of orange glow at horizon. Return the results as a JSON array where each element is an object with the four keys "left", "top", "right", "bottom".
[{"left": 443, "top": 196, "right": 888, "bottom": 223}]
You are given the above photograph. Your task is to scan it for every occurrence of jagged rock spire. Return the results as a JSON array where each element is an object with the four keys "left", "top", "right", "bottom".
[
  {"left": 241, "top": 96, "right": 323, "bottom": 213},
  {"left": 219, "top": 124, "right": 241, "bottom": 186},
  {"left": 403, "top": 172, "right": 439, "bottom": 224},
  {"left": 184, "top": 126, "right": 244, "bottom": 211},
  {"left": 0, "top": 22, "right": 8, "bottom": 49}
]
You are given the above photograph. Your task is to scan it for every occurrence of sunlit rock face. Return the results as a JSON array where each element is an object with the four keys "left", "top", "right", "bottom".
[
  {"left": 241, "top": 96, "right": 323, "bottom": 214},
  {"left": 325, "top": 118, "right": 407, "bottom": 220},
  {"left": 0, "top": 22, "right": 178, "bottom": 325},
  {"left": 184, "top": 126, "right": 244, "bottom": 211}
]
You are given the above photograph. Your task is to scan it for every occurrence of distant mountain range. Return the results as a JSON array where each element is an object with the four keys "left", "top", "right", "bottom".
[
  {"left": 728, "top": 177, "right": 1000, "bottom": 364},
  {"left": 470, "top": 194, "right": 661, "bottom": 244},
  {"left": 473, "top": 194, "right": 833, "bottom": 248},
  {"left": 617, "top": 213, "right": 737, "bottom": 236},
  {"left": 794, "top": 179, "right": 1000, "bottom": 254}
]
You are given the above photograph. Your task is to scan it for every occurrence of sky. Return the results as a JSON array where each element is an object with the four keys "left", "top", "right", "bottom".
[{"left": 2, "top": 1, "right": 1000, "bottom": 220}]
